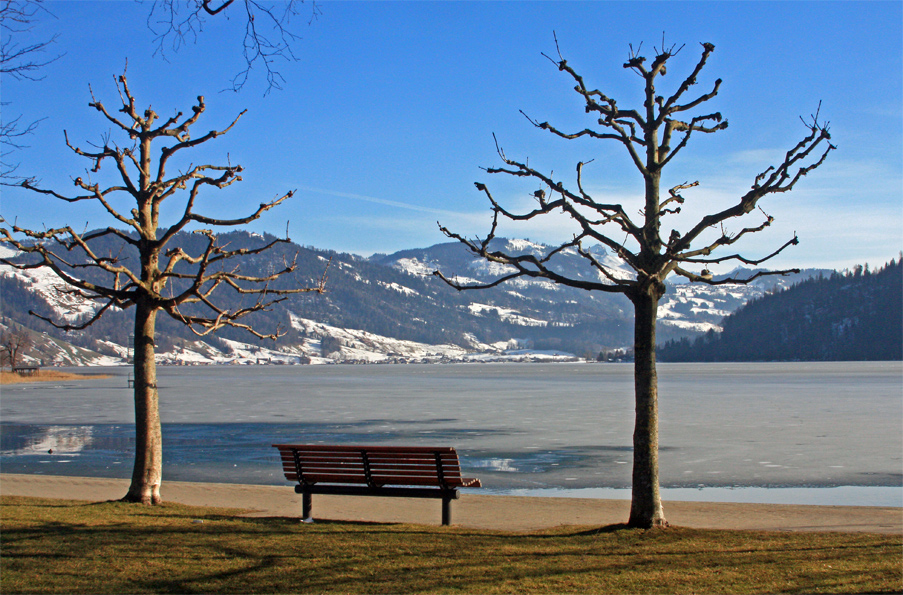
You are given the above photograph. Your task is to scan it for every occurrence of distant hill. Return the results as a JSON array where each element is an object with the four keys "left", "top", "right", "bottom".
[
  {"left": 0, "top": 229, "right": 837, "bottom": 364},
  {"left": 658, "top": 258, "right": 903, "bottom": 362},
  {"left": 373, "top": 239, "right": 826, "bottom": 348}
]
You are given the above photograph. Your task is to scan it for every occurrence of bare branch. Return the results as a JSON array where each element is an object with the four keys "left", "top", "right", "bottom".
[
  {"left": 163, "top": 251, "right": 327, "bottom": 340},
  {"left": 674, "top": 265, "right": 800, "bottom": 286},
  {"left": 192, "top": 189, "right": 293, "bottom": 227},
  {"left": 1, "top": 223, "right": 144, "bottom": 295},
  {"left": 436, "top": 33, "right": 834, "bottom": 531},
  {"left": 433, "top": 268, "right": 524, "bottom": 292},
  {"left": 28, "top": 299, "right": 119, "bottom": 332},
  {"left": 21, "top": 170, "right": 139, "bottom": 231},
  {"left": 435, "top": 221, "right": 632, "bottom": 294},
  {"left": 678, "top": 234, "right": 800, "bottom": 268},
  {"left": 481, "top": 135, "right": 642, "bottom": 240},
  {"left": 201, "top": 0, "right": 235, "bottom": 16},
  {"left": 676, "top": 113, "right": 834, "bottom": 253},
  {"left": 147, "top": 0, "right": 321, "bottom": 94},
  {"left": 660, "top": 181, "right": 697, "bottom": 211},
  {"left": 1, "top": 1, "right": 63, "bottom": 181},
  {"left": 576, "top": 242, "right": 634, "bottom": 287},
  {"left": 659, "top": 112, "right": 727, "bottom": 167},
  {"left": 658, "top": 42, "right": 717, "bottom": 120},
  {"left": 5, "top": 72, "right": 323, "bottom": 344},
  {"left": 0, "top": 0, "right": 62, "bottom": 81}
]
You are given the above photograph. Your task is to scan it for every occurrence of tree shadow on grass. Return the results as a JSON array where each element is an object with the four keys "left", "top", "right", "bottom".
[{"left": 572, "top": 523, "right": 633, "bottom": 536}]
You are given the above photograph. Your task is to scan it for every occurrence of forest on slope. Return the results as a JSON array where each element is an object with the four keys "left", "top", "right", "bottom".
[
  {"left": 3, "top": 227, "right": 890, "bottom": 363},
  {"left": 0, "top": 231, "right": 637, "bottom": 358},
  {"left": 658, "top": 258, "right": 902, "bottom": 362}
]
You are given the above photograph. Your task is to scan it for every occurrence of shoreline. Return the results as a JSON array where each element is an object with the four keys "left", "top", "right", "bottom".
[
  {"left": 0, "top": 370, "right": 112, "bottom": 384},
  {"left": 2, "top": 473, "right": 900, "bottom": 534},
  {"left": 15, "top": 359, "right": 903, "bottom": 367},
  {"left": 486, "top": 485, "right": 903, "bottom": 508},
  {"left": 3, "top": 468, "right": 899, "bottom": 508}
]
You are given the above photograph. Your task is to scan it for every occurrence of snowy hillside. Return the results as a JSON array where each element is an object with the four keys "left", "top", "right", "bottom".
[
  {"left": 0, "top": 246, "right": 102, "bottom": 323},
  {"left": 377, "top": 239, "right": 816, "bottom": 337},
  {"left": 1, "top": 232, "right": 827, "bottom": 366},
  {"left": 0, "top": 315, "right": 579, "bottom": 367}
]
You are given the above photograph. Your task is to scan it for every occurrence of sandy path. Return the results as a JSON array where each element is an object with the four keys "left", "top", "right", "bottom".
[{"left": 2, "top": 473, "right": 900, "bottom": 534}]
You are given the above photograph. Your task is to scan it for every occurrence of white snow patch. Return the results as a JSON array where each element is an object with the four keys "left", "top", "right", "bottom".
[
  {"left": 378, "top": 281, "right": 419, "bottom": 296},
  {"left": 504, "top": 239, "right": 545, "bottom": 253},
  {"left": 510, "top": 277, "right": 559, "bottom": 291},
  {"left": 660, "top": 319, "right": 722, "bottom": 333},
  {"left": 469, "top": 260, "right": 516, "bottom": 277},
  {"left": 0, "top": 261, "right": 101, "bottom": 322},
  {"left": 289, "top": 314, "right": 469, "bottom": 363},
  {"left": 591, "top": 256, "right": 635, "bottom": 282},
  {"left": 394, "top": 257, "right": 436, "bottom": 277},
  {"left": 466, "top": 303, "right": 547, "bottom": 327},
  {"left": 690, "top": 307, "right": 731, "bottom": 317}
]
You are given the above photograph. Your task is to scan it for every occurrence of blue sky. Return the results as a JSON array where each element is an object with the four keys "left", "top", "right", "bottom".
[{"left": 2, "top": 1, "right": 901, "bottom": 272}]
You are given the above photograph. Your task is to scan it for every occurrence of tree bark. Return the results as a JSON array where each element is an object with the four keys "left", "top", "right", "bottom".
[
  {"left": 1, "top": 75, "right": 323, "bottom": 506},
  {"left": 435, "top": 40, "right": 833, "bottom": 530},
  {"left": 628, "top": 284, "right": 668, "bottom": 528},
  {"left": 123, "top": 299, "right": 163, "bottom": 504}
]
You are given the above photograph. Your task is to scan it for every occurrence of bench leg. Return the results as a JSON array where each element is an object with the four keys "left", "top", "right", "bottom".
[
  {"left": 302, "top": 490, "right": 312, "bottom": 521},
  {"left": 442, "top": 495, "right": 452, "bottom": 526}
]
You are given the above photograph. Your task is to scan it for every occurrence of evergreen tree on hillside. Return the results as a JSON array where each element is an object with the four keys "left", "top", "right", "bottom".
[{"left": 658, "top": 258, "right": 902, "bottom": 361}]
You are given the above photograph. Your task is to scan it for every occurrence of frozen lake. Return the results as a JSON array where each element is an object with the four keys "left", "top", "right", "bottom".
[{"left": 2, "top": 361, "right": 901, "bottom": 506}]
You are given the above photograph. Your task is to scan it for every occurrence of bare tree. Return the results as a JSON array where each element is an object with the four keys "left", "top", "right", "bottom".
[
  {"left": 0, "top": 325, "right": 32, "bottom": 368},
  {"left": 0, "top": 0, "right": 60, "bottom": 81},
  {"left": 436, "top": 38, "right": 834, "bottom": 528},
  {"left": 147, "top": 0, "right": 321, "bottom": 94},
  {"left": 0, "top": 0, "right": 61, "bottom": 180},
  {"left": 0, "top": 72, "right": 326, "bottom": 504}
]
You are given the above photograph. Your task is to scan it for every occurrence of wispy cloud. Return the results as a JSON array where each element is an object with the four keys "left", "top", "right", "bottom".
[{"left": 296, "top": 186, "right": 463, "bottom": 218}]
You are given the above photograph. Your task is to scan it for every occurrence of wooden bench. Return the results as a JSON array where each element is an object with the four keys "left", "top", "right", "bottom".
[
  {"left": 12, "top": 366, "right": 39, "bottom": 376},
  {"left": 273, "top": 444, "right": 482, "bottom": 525}
]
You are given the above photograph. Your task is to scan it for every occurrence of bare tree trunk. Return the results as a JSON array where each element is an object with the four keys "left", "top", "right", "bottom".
[
  {"left": 123, "top": 299, "right": 163, "bottom": 504},
  {"left": 628, "top": 285, "right": 668, "bottom": 528},
  {"left": 435, "top": 39, "right": 833, "bottom": 530},
  {"left": 2, "top": 74, "right": 324, "bottom": 506}
]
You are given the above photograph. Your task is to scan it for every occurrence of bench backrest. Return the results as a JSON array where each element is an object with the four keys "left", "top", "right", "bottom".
[{"left": 273, "top": 444, "right": 471, "bottom": 489}]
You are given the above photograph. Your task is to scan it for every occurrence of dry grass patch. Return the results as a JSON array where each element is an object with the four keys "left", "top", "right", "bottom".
[
  {"left": 1, "top": 495, "right": 900, "bottom": 594},
  {"left": 0, "top": 370, "right": 111, "bottom": 384}
]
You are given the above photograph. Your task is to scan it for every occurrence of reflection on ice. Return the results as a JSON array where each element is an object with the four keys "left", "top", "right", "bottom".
[
  {"left": 1, "top": 425, "right": 94, "bottom": 456},
  {"left": 1, "top": 362, "right": 901, "bottom": 507},
  {"left": 473, "top": 458, "right": 519, "bottom": 472}
]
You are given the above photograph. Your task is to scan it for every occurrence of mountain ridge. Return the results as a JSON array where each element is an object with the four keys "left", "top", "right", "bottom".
[
  {"left": 0, "top": 231, "right": 844, "bottom": 365},
  {"left": 658, "top": 258, "right": 902, "bottom": 362}
]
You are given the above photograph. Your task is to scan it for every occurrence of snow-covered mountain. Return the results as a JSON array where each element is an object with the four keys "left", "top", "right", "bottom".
[
  {"left": 375, "top": 239, "right": 818, "bottom": 337},
  {"left": 0, "top": 233, "right": 827, "bottom": 366},
  {"left": 0, "top": 315, "right": 579, "bottom": 367},
  {"left": 0, "top": 245, "right": 103, "bottom": 322}
]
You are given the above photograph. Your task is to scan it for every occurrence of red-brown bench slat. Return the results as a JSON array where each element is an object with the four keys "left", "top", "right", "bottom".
[
  {"left": 276, "top": 444, "right": 457, "bottom": 453},
  {"left": 273, "top": 444, "right": 482, "bottom": 525},
  {"left": 279, "top": 473, "right": 483, "bottom": 488}
]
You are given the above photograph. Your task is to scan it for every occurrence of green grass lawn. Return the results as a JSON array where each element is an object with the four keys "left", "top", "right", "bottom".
[{"left": 2, "top": 495, "right": 900, "bottom": 594}]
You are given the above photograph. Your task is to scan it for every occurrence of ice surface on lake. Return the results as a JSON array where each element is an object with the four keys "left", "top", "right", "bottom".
[{"left": 2, "top": 361, "right": 901, "bottom": 506}]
